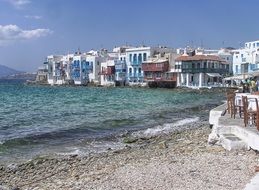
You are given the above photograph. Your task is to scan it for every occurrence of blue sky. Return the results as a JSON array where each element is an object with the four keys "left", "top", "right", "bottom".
[{"left": 0, "top": 0, "right": 258, "bottom": 72}]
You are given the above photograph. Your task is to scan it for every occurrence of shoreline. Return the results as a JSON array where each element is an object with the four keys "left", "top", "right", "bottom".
[{"left": 0, "top": 123, "right": 257, "bottom": 190}]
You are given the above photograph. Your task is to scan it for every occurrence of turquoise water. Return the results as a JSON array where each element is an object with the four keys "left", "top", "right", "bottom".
[{"left": 0, "top": 80, "right": 225, "bottom": 164}]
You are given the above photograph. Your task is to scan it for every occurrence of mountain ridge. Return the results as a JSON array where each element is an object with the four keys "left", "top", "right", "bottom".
[{"left": 0, "top": 64, "right": 22, "bottom": 77}]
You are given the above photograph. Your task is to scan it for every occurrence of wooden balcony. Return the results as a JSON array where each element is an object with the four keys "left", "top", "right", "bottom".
[
  {"left": 100, "top": 66, "right": 115, "bottom": 75},
  {"left": 142, "top": 61, "right": 169, "bottom": 72},
  {"left": 144, "top": 72, "right": 177, "bottom": 82}
]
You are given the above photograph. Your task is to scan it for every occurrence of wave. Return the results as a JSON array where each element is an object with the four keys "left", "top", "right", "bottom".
[{"left": 131, "top": 117, "right": 200, "bottom": 139}]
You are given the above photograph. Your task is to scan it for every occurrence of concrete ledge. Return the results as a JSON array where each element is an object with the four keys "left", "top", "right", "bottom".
[
  {"left": 244, "top": 173, "right": 259, "bottom": 190},
  {"left": 209, "top": 103, "right": 226, "bottom": 127},
  {"left": 219, "top": 133, "right": 248, "bottom": 151}
]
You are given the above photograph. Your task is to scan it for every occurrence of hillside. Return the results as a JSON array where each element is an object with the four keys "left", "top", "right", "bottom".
[{"left": 0, "top": 64, "right": 21, "bottom": 77}]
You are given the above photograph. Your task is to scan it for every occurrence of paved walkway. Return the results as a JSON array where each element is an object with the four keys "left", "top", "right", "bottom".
[{"left": 209, "top": 105, "right": 259, "bottom": 189}]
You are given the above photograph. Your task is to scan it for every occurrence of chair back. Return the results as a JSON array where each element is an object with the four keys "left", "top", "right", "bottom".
[{"left": 242, "top": 96, "right": 248, "bottom": 127}]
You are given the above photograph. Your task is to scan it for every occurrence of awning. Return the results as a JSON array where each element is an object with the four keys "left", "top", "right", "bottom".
[
  {"left": 206, "top": 73, "right": 222, "bottom": 77},
  {"left": 223, "top": 74, "right": 252, "bottom": 81}
]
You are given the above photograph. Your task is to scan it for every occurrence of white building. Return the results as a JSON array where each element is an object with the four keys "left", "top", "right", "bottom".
[
  {"left": 100, "top": 60, "right": 115, "bottom": 86},
  {"left": 233, "top": 40, "right": 259, "bottom": 75},
  {"left": 125, "top": 46, "right": 174, "bottom": 85},
  {"left": 174, "top": 54, "right": 229, "bottom": 88},
  {"left": 45, "top": 55, "right": 64, "bottom": 85}
]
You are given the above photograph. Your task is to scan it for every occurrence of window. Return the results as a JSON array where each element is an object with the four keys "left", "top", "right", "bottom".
[
  {"left": 236, "top": 65, "right": 238, "bottom": 73},
  {"left": 134, "top": 68, "right": 137, "bottom": 74},
  {"left": 138, "top": 53, "right": 142, "bottom": 63},
  {"left": 226, "top": 57, "right": 229, "bottom": 60},
  {"left": 133, "top": 54, "right": 137, "bottom": 63},
  {"left": 257, "top": 43, "right": 259, "bottom": 47},
  {"left": 203, "top": 62, "right": 207, "bottom": 68},
  {"left": 236, "top": 55, "right": 238, "bottom": 59},
  {"left": 129, "top": 68, "right": 132, "bottom": 73},
  {"left": 241, "top": 54, "right": 243, "bottom": 58},
  {"left": 253, "top": 43, "right": 256, "bottom": 48},
  {"left": 97, "top": 61, "right": 100, "bottom": 66},
  {"left": 129, "top": 54, "right": 132, "bottom": 62},
  {"left": 197, "top": 63, "right": 200, "bottom": 69},
  {"left": 138, "top": 68, "right": 141, "bottom": 73},
  {"left": 143, "top": 53, "right": 147, "bottom": 61},
  {"left": 175, "top": 65, "right": 181, "bottom": 69}
]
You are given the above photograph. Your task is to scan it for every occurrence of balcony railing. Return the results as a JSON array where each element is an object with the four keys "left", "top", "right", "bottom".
[
  {"left": 131, "top": 60, "right": 142, "bottom": 66},
  {"left": 142, "top": 63, "right": 169, "bottom": 72},
  {"left": 128, "top": 73, "right": 144, "bottom": 78},
  {"left": 181, "top": 68, "right": 228, "bottom": 74}
]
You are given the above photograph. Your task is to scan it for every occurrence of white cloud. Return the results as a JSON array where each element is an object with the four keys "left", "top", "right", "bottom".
[
  {"left": 6, "top": 0, "right": 31, "bottom": 8},
  {"left": 0, "top": 24, "right": 52, "bottom": 45},
  {"left": 25, "top": 15, "right": 42, "bottom": 20}
]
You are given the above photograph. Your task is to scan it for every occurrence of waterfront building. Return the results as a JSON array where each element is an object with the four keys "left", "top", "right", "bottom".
[
  {"left": 86, "top": 51, "right": 106, "bottom": 84},
  {"left": 232, "top": 40, "right": 259, "bottom": 76},
  {"left": 100, "top": 60, "right": 115, "bottom": 86},
  {"left": 43, "top": 50, "right": 106, "bottom": 85},
  {"left": 112, "top": 46, "right": 129, "bottom": 86},
  {"left": 71, "top": 53, "right": 90, "bottom": 85},
  {"left": 142, "top": 52, "right": 178, "bottom": 88},
  {"left": 195, "top": 48, "right": 233, "bottom": 75},
  {"left": 125, "top": 46, "right": 174, "bottom": 85},
  {"left": 45, "top": 55, "right": 64, "bottom": 85},
  {"left": 36, "top": 65, "right": 48, "bottom": 83},
  {"left": 174, "top": 54, "right": 229, "bottom": 87}
]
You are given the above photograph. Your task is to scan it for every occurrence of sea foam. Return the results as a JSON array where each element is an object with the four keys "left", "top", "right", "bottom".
[{"left": 132, "top": 117, "right": 200, "bottom": 139}]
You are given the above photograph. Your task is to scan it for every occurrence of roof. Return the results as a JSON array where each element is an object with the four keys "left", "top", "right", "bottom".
[{"left": 175, "top": 54, "right": 226, "bottom": 62}]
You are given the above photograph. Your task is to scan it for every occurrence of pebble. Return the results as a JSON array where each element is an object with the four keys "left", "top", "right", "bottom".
[{"left": 0, "top": 126, "right": 257, "bottom": 190}]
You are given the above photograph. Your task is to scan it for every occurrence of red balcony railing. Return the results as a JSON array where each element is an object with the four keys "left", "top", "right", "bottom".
[{"left": 142, "top": 62, "right": 169, "bottom": 72}]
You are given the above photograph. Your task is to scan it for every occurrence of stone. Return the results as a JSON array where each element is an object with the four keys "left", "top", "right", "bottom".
[
  {"left": 158, "top": 141, "right": 168, "bottom": 149},
  {"left": 123, "top": 136, "right": 138, "bottom": 144}
]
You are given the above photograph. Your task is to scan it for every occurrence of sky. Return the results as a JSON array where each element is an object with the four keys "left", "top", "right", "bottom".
[{"left": 0, "top": 0, "right": 259, "bottom": 72}]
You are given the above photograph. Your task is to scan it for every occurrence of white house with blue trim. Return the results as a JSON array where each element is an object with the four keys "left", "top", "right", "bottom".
[
  {"left": 233, "top": 40, "right": 259, "bottom": 76},
  {"left": 125, "top": 46, "right": 173, "bottom": 85}
]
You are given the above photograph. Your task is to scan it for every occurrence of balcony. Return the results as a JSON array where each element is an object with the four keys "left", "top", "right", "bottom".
[
  {"left": 115, "top": 60, "right": 126, "bottom": 70},
  {"left": 144, "top": 73, "right": 177, "bottom": 82},
  {"left": 181, "top": 68, "right": 228, "bottom": 74},
  {"left": 131, "top": 60, "right": 142, "bottom": 66},
  {"left": 100, "top": 66, "right": 115, "bottom": 75},
  {"left": 128, "top": 73, "right": 143, "bottom": 78},
  {"left": 142, "top": 62, "right": 169, "bottom": 72}
]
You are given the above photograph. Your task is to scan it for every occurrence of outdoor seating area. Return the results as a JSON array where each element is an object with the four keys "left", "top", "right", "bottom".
[{"left": 226, "top": 91, "right": 259, "bottom": 130}]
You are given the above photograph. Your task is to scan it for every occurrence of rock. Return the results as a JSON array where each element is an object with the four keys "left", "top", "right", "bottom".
[
  {"left": 12, "top": 187, "right": 20, "bottom": 190},
  {"left": 158, "top": 141, "right": 168, "bottom": 149},
  {"left": 123, "top": 136, "right": 138, "bottom": 144}
]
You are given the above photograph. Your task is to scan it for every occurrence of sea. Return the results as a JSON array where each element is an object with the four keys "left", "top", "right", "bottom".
[{"left": 0, "top": 79, "right": 226, "bottom": 165}]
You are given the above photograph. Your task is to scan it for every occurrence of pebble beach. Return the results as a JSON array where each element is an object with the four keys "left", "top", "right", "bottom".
[{"left": 0, "top": 123, "right": 258, "bottom": 190}]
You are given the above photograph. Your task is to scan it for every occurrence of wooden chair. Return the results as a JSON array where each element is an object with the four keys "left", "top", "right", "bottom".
[
  {"left": 226, "top": 93, "right": 237, "bottom": 118},
  {"left": 255, "top": 99, "right": 259, "bottom": 130},
  {"left": 242, "top": 96, "right": 258, "bottom": 127}
]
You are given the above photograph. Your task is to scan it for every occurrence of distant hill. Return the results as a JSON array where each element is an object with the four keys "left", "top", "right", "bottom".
[
  {"left": 0, "top": 64, "right": 21, "bottom": 77},
  {"left": 1, "top": 72, "right": 37, "bottom": 80}
]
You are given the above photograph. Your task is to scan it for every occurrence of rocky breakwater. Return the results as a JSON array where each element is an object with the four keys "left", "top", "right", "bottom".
[{"left": 0, "top": 124, "right": 258, "bottom": 190}]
